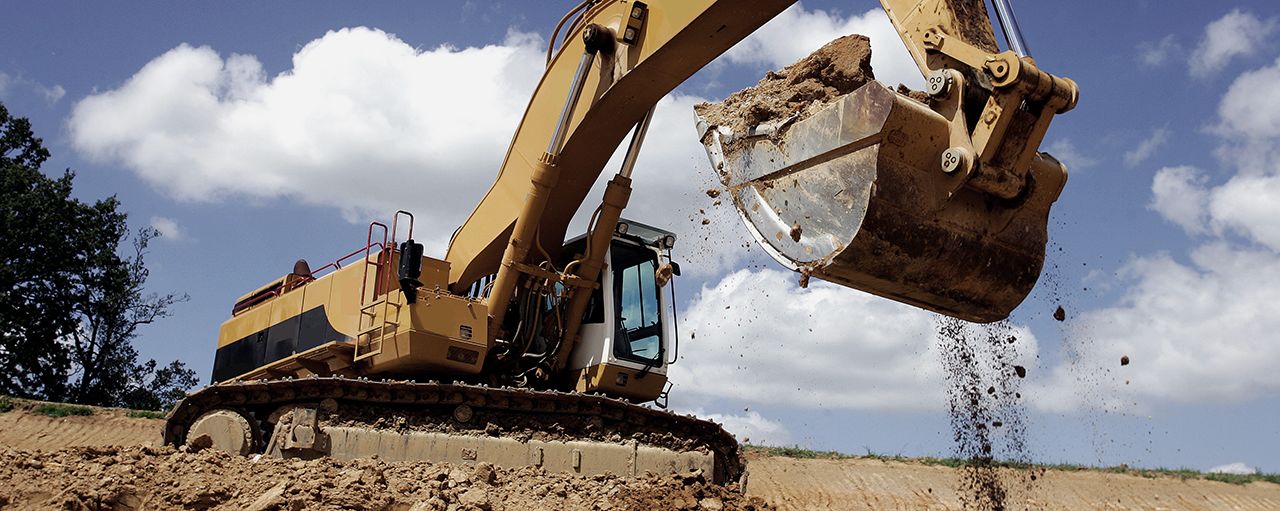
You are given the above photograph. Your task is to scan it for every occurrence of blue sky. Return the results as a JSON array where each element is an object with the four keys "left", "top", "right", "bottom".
[{"left": 4, "top": 1, "right": 1280, "bottom": 474}]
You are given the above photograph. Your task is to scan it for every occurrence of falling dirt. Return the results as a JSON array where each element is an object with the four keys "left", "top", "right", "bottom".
[
  {"left": 694, "top": 35, "right": 874, "bottom": 133},
  {"left": 1120, "top": 355, "right": 1130, "bottom": 366},
  {"left": 706, "top": 189, "right": 722, "bottom": 199},
  {"left": 936, "top": 318, "right": 1035, "bottom": 511},
  {"left": 1053, "top": 306, "right": 1066, "bottom": 322}
]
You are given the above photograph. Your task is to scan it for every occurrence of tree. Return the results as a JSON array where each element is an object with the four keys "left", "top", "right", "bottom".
[{"left": 0, "top": 101, "right": 197, "bottom": 410}]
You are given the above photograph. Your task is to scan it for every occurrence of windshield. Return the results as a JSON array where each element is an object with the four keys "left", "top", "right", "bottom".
[{"left": 611, "top": 242, "right": 662, "bottom": 364}]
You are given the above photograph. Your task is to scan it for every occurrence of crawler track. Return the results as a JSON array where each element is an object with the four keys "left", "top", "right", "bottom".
[{"left": 164, "top": 377, "right": 744, "bottom": 483}]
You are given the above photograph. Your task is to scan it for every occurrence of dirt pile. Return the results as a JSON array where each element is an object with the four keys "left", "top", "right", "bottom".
[
  {"left": 694, "top": 35, "right": 874, "bottom": 133},
  {"left": 0, "top": 445, "right": 769, "bottom": 511}
]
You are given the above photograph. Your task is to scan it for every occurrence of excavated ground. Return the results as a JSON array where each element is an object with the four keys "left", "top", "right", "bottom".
[
  {"left": 2, "top": 403, "right": 1279, "bottom": 510},
  {"left": 0, "top": 445, "right": 762, "bottom": 511}
]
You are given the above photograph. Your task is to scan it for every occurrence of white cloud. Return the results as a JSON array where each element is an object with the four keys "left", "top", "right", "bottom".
[
  {"left": 1039, "top": 244, "right": 1280, "bottom": 409},
  {"left": 1051, "top": 56, "right": 1280, "bottom": 412},
  {"left": 690, "top": 409, "right": 793, "bottom": 446},
  {"left": 1209, "top": 462, "right": 1257, "bottom": 475},
  {"left": 149, "top": 216, "right": 185, "bottom": 241},
  {"left": 1189, "top": 9, "right": 1277, "bottom": 78},
  {"left": 1137, "top": 35, "right": 1180, "bottom": 68},
  {"left": 0, "top": 71, "right": 65, "bottom": 104},
  {"left": 1124, "top": 127, "right": 1171, "bottom": 167},
  {"left": 668, "top": 268, "right": 1039, "bottom": 412},
  {"left": 1045, "top": 138, "right": 1098, "bottom": 171},
  {"left": 70, "top": 28, "right": 547, "bottom": 255},
  {"left": 724, "top": 5, "right": 923, "bottom": 90},
  {"left": 37, "top": 84, "right": 65, "bottom": 104},
  {"left": 1149, "top": 165, "right": 1209, "bottom": 235},
  {"left": 1213, "top": 57, "right": 1280, "bottom": 143}
]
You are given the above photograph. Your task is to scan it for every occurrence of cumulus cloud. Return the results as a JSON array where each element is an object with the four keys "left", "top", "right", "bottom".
[
  {"left": 1045, "top": 138, "right": 1098, "bottom": 171},
  {"left": 149, "top": 216, "right": 185, "bottom": 241},
  {"left": 71, "top": 28, "right": 548, "bottom": 254},
  {"left": 668, "top": 268, "right": 1039, "bottom": 412},
  {"left": 1149, "top": 165, "right": 1209, "bottom": 235},
  {"left": 66, "top": 26, "right": 772, "bottom": 268},
  {"left": 689, "top": 409, "right": 793, "bottom": 446},
  {"left": 1124, "top": 127, "right": 1171, "bottom": 167},
  {"left": 724, "top": 5, "right": 924, "bottom": 90},
  {"left": 1209, "top": 462, "right": 1257, "bottom": 475},
  {"left": 1137, "top": 35, "right": 1180, "bottom": 68},
  {"left": 1050, "top": 55, "right": 1280, "bottom": 412},
  {"left": 1189, "top": 9, "right": 1277, "bottom": 78},
  {"left": 0, "top": 71, "right": 66, "bottom": 104}
]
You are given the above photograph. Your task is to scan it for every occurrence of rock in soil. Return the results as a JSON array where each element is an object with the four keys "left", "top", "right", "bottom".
[{"left": 0, "top": 445, "right": 770, "bottom": 511}]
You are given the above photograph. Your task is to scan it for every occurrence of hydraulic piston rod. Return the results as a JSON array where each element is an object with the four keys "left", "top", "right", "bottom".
[{"left": 991, "top": 0, "right": 1030, "bottom": 57}]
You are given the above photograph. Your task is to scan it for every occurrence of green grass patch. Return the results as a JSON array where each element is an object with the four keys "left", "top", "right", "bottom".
[
  {"left": 126, "top": 409, "right": 165, "bottom": 419},
  {"left": 744, "top": 444, "right": 1280, "bottom": 486},
  {"left": 32, "top": 403, "right": 94, "bottom": 417},
  {"left": 0, "top": 396, "right": 12, "bottom": 413}
]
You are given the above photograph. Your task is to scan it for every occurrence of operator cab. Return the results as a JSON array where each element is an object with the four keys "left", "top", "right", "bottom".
[{"left": 560, "top": 219, "right": 678, "bottom": 402}]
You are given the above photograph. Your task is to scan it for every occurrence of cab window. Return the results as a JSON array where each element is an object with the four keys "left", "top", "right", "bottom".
[{"left": 611, "top": 242, "right": 662, "bottom": 364}]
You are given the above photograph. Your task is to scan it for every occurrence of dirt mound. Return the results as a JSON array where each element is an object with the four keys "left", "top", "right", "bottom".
[
  {"left": 695, "top": 35, "right": 874, "bottom": 133},
  {"left": 0, "top": 444, "right": 769, "bottom": 511},
  {"left": 0, "top": 400, "right": 162, "bottom": 451},
  {"left": 745, "top": 454, "right": 1280, "bottom": 510}
]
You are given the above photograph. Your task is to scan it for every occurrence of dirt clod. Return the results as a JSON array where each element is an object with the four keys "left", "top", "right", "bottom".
[
  {"left": 1014, "top": 365, "right": 1027, "bottom": 378},
  {"left": 1053, "top": 306, "right": 1066, "bottom": 322},
  {"left": 789, "top": 223, "right": 803, "bottom": 242},
  {"left": 695, "top": 35, "right": 874, "bottom": 133},
  {"left": 706, "top": 189, "right": 722, "bottom": 198},
  {"left": 1120, "top": 355, "right": 1130, "bottom": 366}
]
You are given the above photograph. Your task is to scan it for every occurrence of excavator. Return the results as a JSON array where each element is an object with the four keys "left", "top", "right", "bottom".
[{"left": 165, "top": 0, "right": 1077, "bottom": 484}]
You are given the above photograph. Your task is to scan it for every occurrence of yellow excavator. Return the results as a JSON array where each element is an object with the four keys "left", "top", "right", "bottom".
[{"left": 165, "top": 0, "right": 1077, "bottom": 484}]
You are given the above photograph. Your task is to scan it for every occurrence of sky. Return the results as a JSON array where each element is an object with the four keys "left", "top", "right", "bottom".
[{"left": 3, "top": 0, "right": 1280, "bottom": 475}]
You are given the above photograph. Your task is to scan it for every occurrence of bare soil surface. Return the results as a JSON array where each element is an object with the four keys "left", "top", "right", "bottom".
[
  {"left": 0, "top": 400, "right": 162, "bottom": 451},
  {"left": 745, "top": 453, "right": 1280, "bottom": 511},
  {"left": 0, "top": 445, "right": 763, "bottom": 511},
  {"left": 2, "top": 404, "right": 1278, "bottom": 510}
]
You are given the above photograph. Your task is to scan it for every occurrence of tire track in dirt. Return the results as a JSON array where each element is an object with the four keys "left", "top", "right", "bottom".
[
  {"left": 0, "top": 404, "right": 162, "bottom": 451},
  {"left": 745, "top": 454, "right": 1280, "bottom": 511}
]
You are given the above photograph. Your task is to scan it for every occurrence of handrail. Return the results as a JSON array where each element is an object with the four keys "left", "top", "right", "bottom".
[{"left": 361, "top": 222, "right": 390, "bottom": 304}]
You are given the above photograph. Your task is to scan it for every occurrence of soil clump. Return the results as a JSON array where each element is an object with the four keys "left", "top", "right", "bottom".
[
  {"left": 694, "top": 35, "right": 875, "bottom": 133},
  {"left": 0, "top": 445, "right": 769, "bottom": 511}
]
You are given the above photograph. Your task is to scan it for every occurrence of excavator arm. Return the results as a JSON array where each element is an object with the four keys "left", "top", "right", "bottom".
[
  {"left": 445, "top": 0, "right": 794, "bottom": 293},
  {"left": 446, "top": 0, "right": 1077, "bottom": 363}
]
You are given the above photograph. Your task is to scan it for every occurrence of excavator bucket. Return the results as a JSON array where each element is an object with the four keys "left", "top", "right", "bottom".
[{"left": 696, "top": 81, "right": 1066, "bottom": 323}]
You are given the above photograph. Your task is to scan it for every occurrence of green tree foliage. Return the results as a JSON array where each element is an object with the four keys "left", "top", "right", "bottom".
[{"left": 0, "top": 102, "right": 197, "bottom": 410}]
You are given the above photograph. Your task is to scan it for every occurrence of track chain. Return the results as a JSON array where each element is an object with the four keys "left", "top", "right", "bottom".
[{"left": 165, "top": 377, "right": 743, "bottom": 482}]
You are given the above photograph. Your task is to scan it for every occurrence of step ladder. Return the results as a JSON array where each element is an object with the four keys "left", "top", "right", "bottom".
[{"left": 354, "top": 294, "right": 403, "bottom": 362}]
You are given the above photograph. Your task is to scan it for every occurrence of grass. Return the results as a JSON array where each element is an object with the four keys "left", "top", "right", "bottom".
[
  {"left": 0, "top": 396, "right": 12, "bottom": 413},
  {"left": 32, "top": 403, "right": 94, "bottom": 418},
  {"left": 743, "top": 444, "right": 1280, "bottom": 486},
  {"left": 126, "top": 409, "right": 166, "bottom": 419}
]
